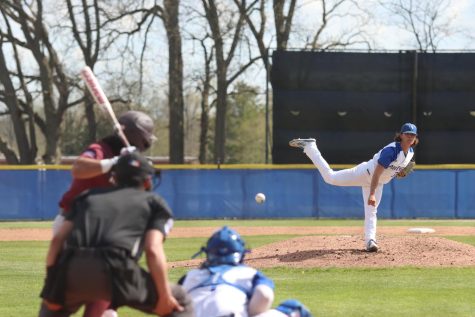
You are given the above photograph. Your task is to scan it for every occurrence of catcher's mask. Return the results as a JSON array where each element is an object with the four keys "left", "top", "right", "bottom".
[
  {"left": 118, "top": 111, "right": 156, "bottom": 151},
  {"left": 192, "top": 226, "right": 249, "bottom": 266},
  {"left": 276, "top": 299, "right": 313, "bottom": 317}
]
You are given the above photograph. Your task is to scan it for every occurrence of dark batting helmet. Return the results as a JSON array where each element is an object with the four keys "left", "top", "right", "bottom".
[
  {"left": 193, "top": 226, "right": 249, "bottom": 267},
  {"left": 118, "top": 111, "right": 156, "bottom": 151},
  {"left": 113, "top": 152, "right": 155, "bottom": 187}
]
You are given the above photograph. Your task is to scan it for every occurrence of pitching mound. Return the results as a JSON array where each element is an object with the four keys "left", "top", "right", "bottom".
[
  {"left": 170, "top": 235, "right": 475, "bottom": 268},
  {"left": 1, "top": 226, "right": 474, "bottom": 268}
]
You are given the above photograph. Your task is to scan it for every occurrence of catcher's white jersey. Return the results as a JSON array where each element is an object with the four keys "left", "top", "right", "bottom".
[
  {"left": 180, "top": 264, "right": 274, "bottom": 317},
  {"left": 364, "top": 142, "right": 414, "bottom": 184},
  {"left": 254, "top": 309, "right": 288, "bottom": 317}
]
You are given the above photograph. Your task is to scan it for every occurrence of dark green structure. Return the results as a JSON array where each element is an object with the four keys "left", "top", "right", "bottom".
[{"left": 271, "top": 50, "right": 475, "bottom": 164}]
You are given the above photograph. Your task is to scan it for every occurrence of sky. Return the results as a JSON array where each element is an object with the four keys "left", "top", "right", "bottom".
[
  {"left": 296, "top": 0, "right": 475, "bottom": 51},
  {"left": 9, "top": 0, "right": 473, "bottom": 104},
  {"left": 371, "top": 0, "right": 475, "bottom": 50}
]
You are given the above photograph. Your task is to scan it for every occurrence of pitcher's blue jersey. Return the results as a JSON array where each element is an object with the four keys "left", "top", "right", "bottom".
[{"left": 364, "top": 142, "right": 414, "bottom": 184}]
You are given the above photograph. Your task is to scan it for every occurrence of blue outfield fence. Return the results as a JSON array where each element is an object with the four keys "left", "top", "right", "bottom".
[{"left": 0, "top": 166, "right": 474, "bottom": 220}]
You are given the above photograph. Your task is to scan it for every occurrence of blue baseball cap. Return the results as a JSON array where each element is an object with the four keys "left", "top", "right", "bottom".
[{"left": 400, "top": 123, "right": 417, "bottom": 135}]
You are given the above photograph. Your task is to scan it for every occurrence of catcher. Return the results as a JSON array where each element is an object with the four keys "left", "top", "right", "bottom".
[
  {"left": 178, "top": 226, "right": 274, "bottom": 317},
  {"left": 290, "top": 123, "right": 419, "bottom": 252}
]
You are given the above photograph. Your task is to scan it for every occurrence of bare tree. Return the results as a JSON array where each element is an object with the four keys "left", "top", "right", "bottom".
[
  {"left": 235, "top": 0, "right": 371, "bottom": 60},
  {"left": 163, "top": 0, "right": 185, "bottom": 163},
  {"left": 379, "top": 0, "right": 454, "bottom": 52},
  {"left": 182, "top": 1, "right": 217, "bottom": 163},
  {"left": 273, "top": 0, "right": 297, "bottom": 50},
  {"left": 0, "top": 38, "right": 34, "bottom": 164},
  {"left": 202, "top": 0, "right": 231, "bottom": 164},
  {"left": 233, "top": 0, "right": 296, "bottom": 71},
  {"left": 232, "top": 0, "right": 295, "bottom": 164},
  {"left": 189, "top": 34, "right": 215, "bottom": 163},
  {"left": 201, "top": 0, "right": 260, "bottom": 164},
  {"left": 64, "top": 0, "right": 102, "bottom": 144},
  {"left": 0, "top": 0, "right": 83, "bottom": 163},
  {"left": 302, "top": 0, "right": 372, "bottom": 50},
  {"left": 104, "top": 1, "right": 185, "bottom": 163}
]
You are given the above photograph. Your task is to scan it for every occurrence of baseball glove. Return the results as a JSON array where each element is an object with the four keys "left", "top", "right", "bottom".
[{"left": 396, "top": 160, "right": 415, "bottom": 179}]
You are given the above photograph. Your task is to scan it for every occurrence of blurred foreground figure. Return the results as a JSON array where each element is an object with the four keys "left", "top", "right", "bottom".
[
  {"left": 39, "top": 152, "right": 194, "bottom": 317},
  {"left": 53, "top": 110, "right": 156, "bottom": 317}
]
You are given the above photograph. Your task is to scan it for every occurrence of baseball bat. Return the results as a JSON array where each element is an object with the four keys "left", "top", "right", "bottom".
[{"left": 80, "top": 66, "right": 131, "bottom": 147}]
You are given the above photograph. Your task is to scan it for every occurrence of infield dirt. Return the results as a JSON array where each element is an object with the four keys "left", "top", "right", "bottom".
[{"left": 3, "top": 226, "right": 474, "bottom": 268}]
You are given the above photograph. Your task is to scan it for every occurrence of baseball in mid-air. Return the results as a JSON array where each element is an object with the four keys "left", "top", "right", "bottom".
[{"left": 255, "top": 193, "right": 266, "bottom": 204}]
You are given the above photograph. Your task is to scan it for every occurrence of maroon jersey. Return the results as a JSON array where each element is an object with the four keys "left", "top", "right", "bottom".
[{"left": 59, "top": 140, "right": 119, "bottom": 212}]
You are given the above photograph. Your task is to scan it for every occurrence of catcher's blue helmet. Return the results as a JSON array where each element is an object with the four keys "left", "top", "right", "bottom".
[
  {"left": 276, "top": 299, "right": 312, "bottom": 317},
  {"left": 194, "top": 226, "right": 248, "bottom": 266}
]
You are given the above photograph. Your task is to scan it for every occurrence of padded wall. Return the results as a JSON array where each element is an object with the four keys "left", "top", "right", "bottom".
[
  {"left": 271, "top": 51, "right": 475, "bottom": 164},
  {"left": 0, "top": 169, "right": 473, "bottom": 220}
]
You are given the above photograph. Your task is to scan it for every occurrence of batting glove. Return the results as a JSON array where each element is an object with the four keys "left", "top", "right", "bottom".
[
  {"left": 120, "top": 146, "right": 137, "bottom": 156},
  {"left": 100, "top": 156, "right": 119, "bottom": 173}
]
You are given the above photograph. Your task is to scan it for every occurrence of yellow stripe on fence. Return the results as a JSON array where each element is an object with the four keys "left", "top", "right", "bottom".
[{"left": 1, "top": 163, "right": 475, "bottom": 170}]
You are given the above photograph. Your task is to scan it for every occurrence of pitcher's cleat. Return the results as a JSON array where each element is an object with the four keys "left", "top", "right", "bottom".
[
  {"left": 366, "top": 239, "right": 379, "bottom": 252},
  {"left": 288, "top": 138, "right": 316, "bottom": 149}
]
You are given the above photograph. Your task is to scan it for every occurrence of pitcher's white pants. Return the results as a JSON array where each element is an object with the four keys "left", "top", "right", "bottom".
[{"left": 303, "top": 143, "right": 383, "bottom": 243}]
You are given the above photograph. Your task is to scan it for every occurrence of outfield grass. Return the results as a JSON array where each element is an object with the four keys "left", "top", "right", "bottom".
[
  {"left": 0, "top": 221, "right": 474, "bottom": 316},
  {"left": 265, "top": 267, "right": 475, "bottom": 317},
  {"left": 447, "top": 235, "right": 475, "bottom": 246}
]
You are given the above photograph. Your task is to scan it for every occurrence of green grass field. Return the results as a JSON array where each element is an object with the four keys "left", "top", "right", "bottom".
[{"left": 0, "top": 219, "right": 474, "bottom": 317}]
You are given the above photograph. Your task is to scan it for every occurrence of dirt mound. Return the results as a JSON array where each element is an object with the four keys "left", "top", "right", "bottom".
[
  {"left": 2, "top": 226, "right": 474, "bottom": 268},
  {"left": 170, "top": 235, "right": 475, "bottom": 268}
]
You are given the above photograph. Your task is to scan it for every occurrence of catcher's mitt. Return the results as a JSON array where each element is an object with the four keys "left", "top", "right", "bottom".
[{"left": 396, "top": 160, "right": 415, "bottom": 178}]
